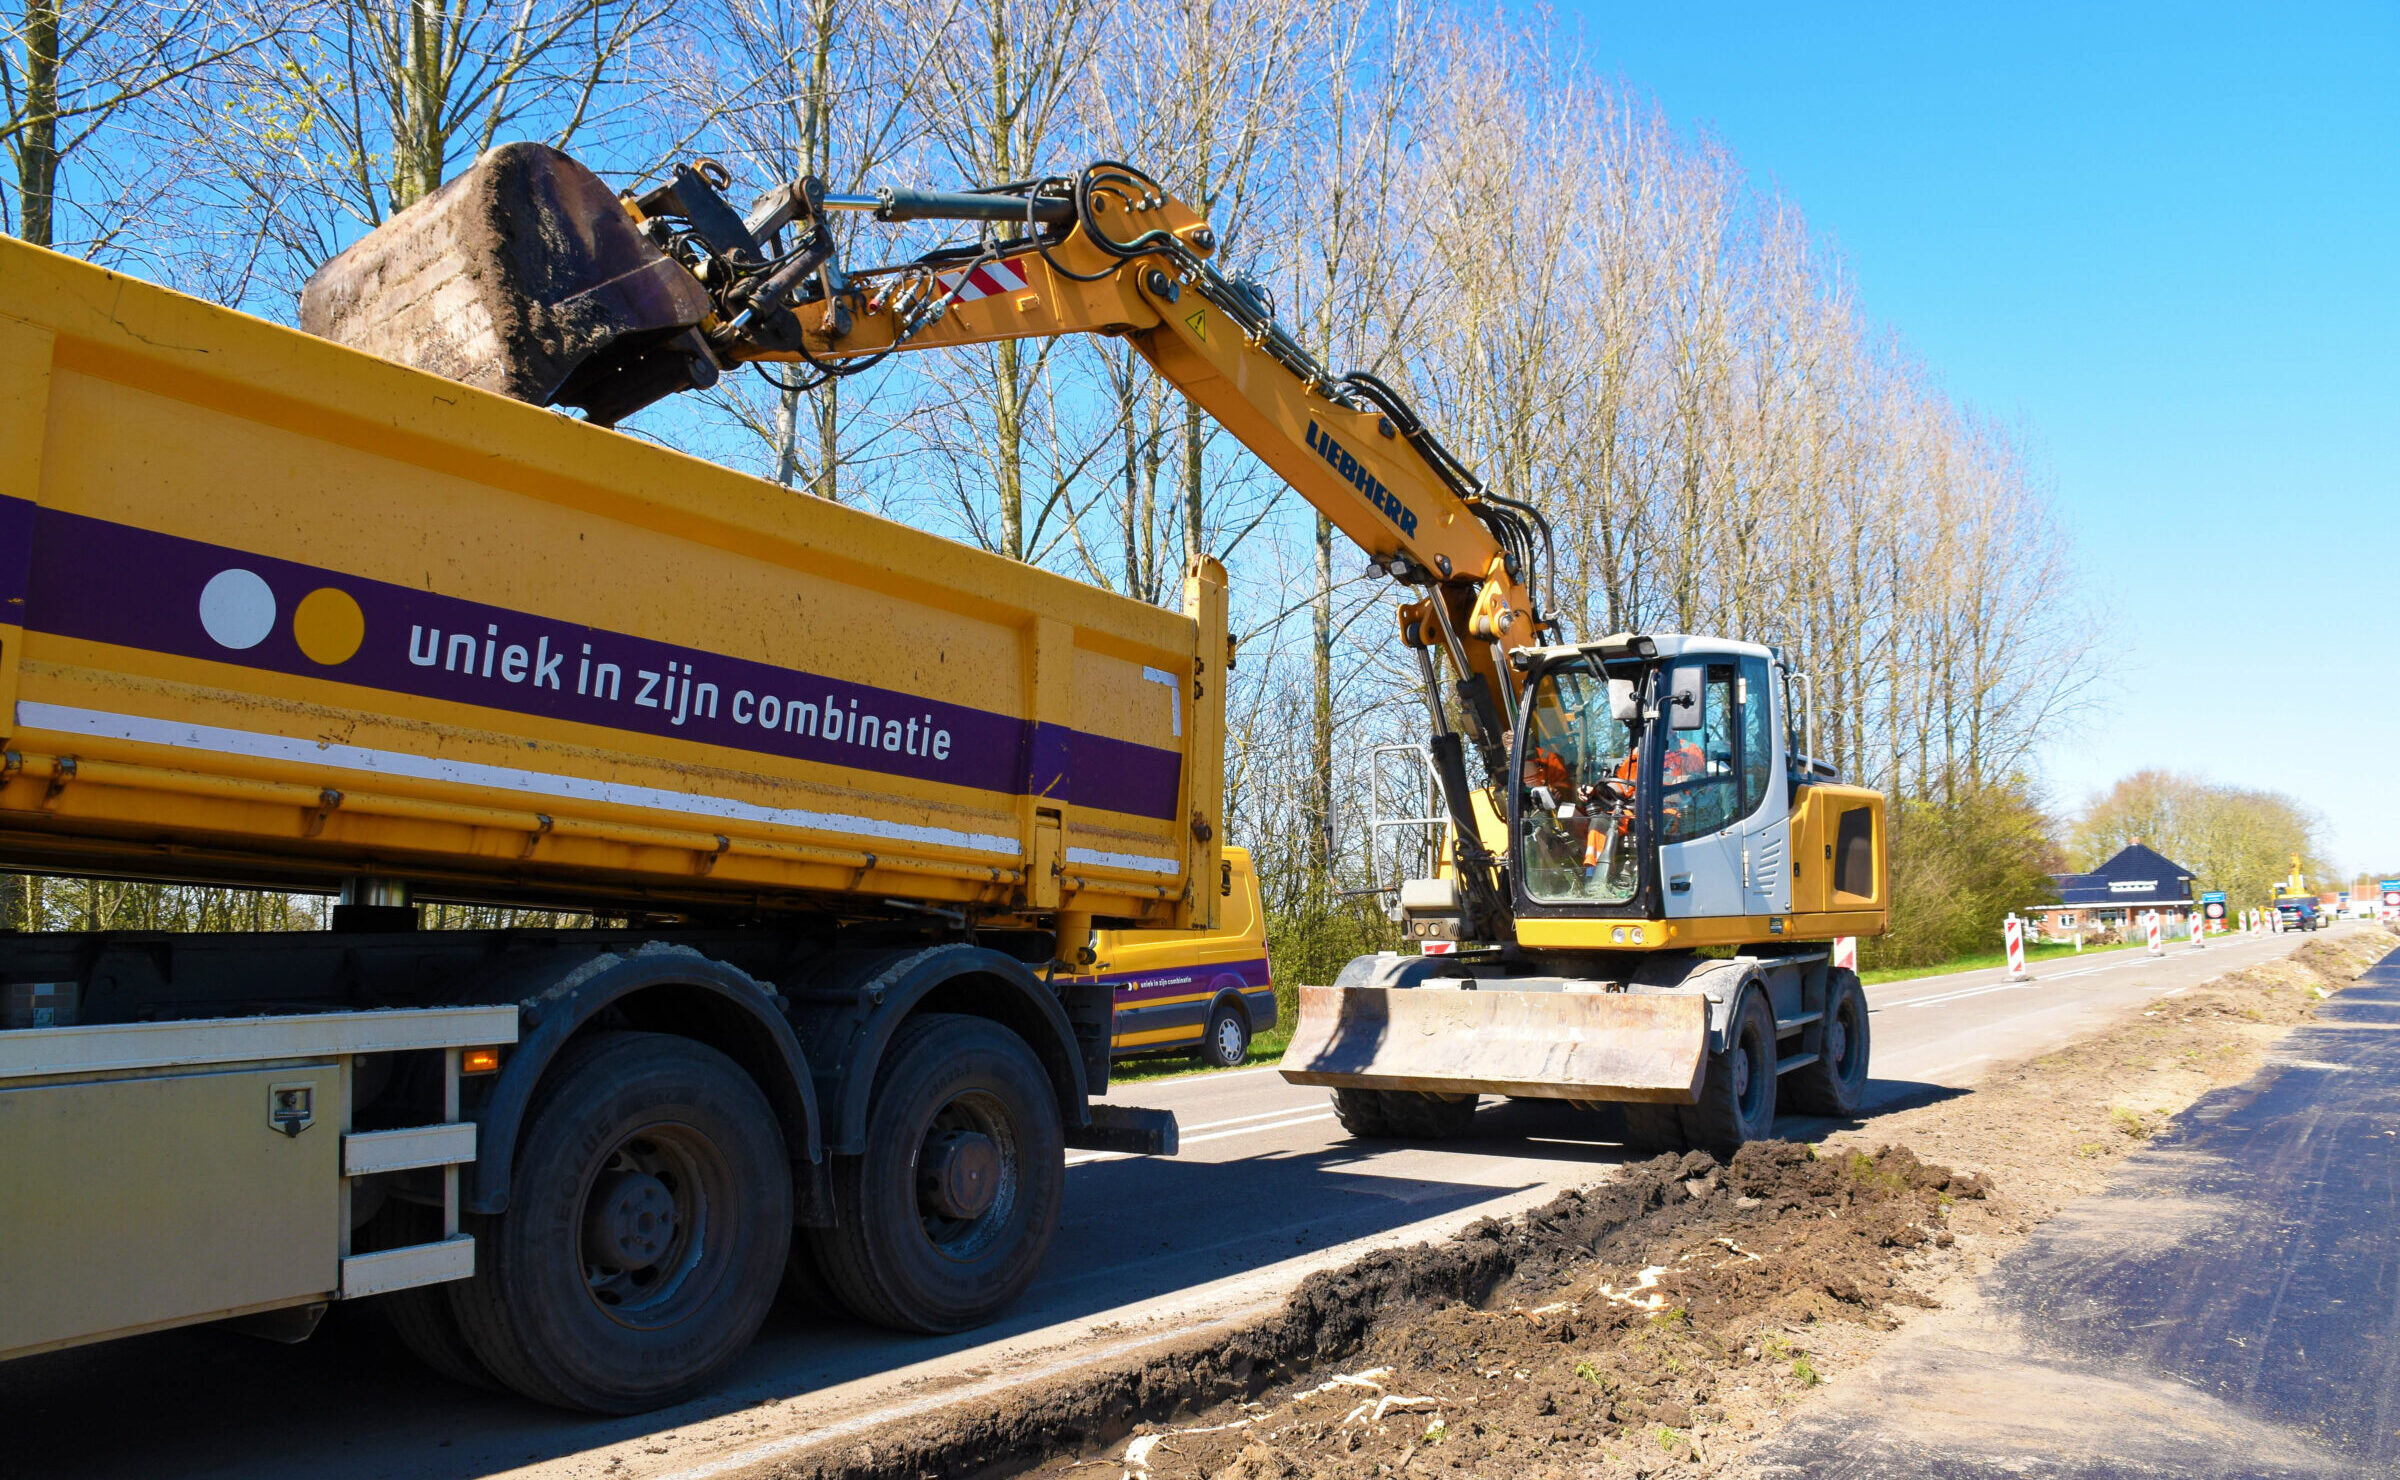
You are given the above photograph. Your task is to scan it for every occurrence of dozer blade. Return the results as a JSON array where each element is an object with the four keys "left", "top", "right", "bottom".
[
  {"left": 1278, "top": 985, "right": 1709, "bottom": 1104},
  {"left": 300, "top": 142, "right": 717, "bottom": 425}
]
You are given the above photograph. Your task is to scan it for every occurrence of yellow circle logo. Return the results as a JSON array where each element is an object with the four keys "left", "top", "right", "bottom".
[{"left": 292, "top": 587, "right": 365, "bottom": 665}]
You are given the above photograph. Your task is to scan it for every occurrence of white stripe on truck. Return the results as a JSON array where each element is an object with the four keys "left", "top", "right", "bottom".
[{"left": 17, "top": 700, "right": 1025, "bottom": 857}]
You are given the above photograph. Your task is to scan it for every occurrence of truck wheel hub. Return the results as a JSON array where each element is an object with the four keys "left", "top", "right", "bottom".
[
  {"left": 586, "top": 1170, "right": 679, "bottom": 1269},
  {"left": 918, "top": 1129, "right": 1000, "bottom": 1220}
]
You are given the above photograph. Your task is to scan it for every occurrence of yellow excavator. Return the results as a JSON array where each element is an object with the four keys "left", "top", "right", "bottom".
[{"left": 308, "top": 143, "right": 1890, "bottom": 1152}]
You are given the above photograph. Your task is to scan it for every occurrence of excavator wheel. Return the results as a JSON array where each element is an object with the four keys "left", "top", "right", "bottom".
[
  {"left": 1618, "top": 1103, "right": 1689, "bottom": 1153},
  {"left": 1782, "top": 969, "right": 1871, "bottom": 1118},
  {"left": 1329, "top": 1088, "right": 1479, "bottom": 1140},
  {"left": 1677, "top": 992, "right": 1779, "bottom": 1155}
]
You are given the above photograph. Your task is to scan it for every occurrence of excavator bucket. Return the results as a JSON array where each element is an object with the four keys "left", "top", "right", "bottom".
[
  {"left": 1278, "top": 985, "right": 1710, "bottom": 1104},
  {"left": 300, "top": 142, "right": 717, "bottom": 425}
]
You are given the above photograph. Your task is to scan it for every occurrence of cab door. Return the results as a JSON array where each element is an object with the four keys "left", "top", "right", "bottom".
[
  {"left": 1733, "top": 655, "right": 1792, "bottom": 915},
  {"left": 1655, "top": 660, "right": 1747, "bottom": 919}
]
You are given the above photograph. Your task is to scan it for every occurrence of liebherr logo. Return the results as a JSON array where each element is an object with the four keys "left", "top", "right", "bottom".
[{"left": 1305, "top": 421, "right": 1418, "bottom": 538}]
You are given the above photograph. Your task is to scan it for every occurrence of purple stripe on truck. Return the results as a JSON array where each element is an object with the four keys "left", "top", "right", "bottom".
[
  {"left": 8, "top": 499, "right": 1185, "bottom": 820},
  {"left": 1105, "top": 955, "right": 1272, "bottom": 1006}
]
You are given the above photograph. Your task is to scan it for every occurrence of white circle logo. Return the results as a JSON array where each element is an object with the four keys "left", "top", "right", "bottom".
[{"left": 198, "top": 569, "right": 277, "bottom": 650}]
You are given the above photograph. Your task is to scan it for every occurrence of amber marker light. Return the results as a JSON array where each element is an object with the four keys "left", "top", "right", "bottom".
[{"left": 461, "top": 1047, "right": 503, "bottom": 1075}]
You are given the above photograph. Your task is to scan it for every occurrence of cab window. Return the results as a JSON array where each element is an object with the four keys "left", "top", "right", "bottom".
[
  {"left": 1516, "top": 665, "right": 1640, "bottom": 905},
  {"left": 1661, "top": 663, "right": 1739, "bottom": 842}
]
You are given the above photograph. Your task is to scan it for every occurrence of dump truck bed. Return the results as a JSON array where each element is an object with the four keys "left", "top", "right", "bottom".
[{"left": 0, "top": 239, "right": 1222, "bottom": 923}]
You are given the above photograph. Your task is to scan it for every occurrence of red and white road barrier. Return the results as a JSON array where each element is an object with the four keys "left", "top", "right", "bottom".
[
  {"left": 2189, "top": 911, "right": 2206, "bottom": 949},
  {"left": 2146, "top": 911, "right": 2164, "bottom": 954},
  {"left": 2004, "top": 914, "right": 2031, "bottom": 981},
  {"left": 1833, "top": 936, "right": 1858, "bottom": 974}
]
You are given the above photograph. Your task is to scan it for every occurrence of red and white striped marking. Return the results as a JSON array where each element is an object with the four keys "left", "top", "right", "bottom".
[
  {"left": 1832, "top": 936, "right": 1857, "bottom": 973},
  {"left": 2145, "top": 911, "right": 2163, "bottom": 954},
  {"left": 937, "top": 256, "right": 1031, "bottom": 303},
  {"left": 2003, "top": 915, "right": 2030, "bottom": 980}
]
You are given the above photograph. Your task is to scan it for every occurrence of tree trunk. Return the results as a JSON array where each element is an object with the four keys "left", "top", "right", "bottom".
[{"left": 15, "top": 0, "right": 59, "bottom": 245}]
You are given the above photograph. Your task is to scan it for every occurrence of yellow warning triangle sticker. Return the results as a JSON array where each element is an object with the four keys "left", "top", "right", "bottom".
[{"left": 1185, "top": 308, "right": 1208, "bottom": 342}]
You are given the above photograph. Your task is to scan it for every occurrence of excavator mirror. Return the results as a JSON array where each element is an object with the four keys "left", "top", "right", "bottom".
[
  {"left": 1668, "top": 665, "right": 1705, "bottom": 730},
  {"left": 1607, "top": 678, "right": 1639, "bottom": 724}
]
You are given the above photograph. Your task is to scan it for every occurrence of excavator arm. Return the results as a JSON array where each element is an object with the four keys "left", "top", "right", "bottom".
[
  {"left": 714, "top": 161, "right": 1550, "bottom": 934},
  {"left": 302, "top": 144, "right": 1550, "bottom": 936}
]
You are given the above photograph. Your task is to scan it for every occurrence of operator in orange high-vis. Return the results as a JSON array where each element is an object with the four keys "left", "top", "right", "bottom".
[{"left": 1581, "top": 753, "right": 1638, "bottom": 883}]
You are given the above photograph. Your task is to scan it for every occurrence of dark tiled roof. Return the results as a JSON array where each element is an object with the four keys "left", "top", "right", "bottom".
[{"left": 2050, "top": 843, "right": 2196, "bottom": 908}]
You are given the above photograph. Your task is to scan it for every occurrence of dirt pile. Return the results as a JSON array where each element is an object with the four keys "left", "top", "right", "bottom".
[
  {"left": 776, "top": 927, "right": 2398, "bottom": 1480},
  {"left": 787, "top": 1144, "right": 1985, "bottom": 1480}
]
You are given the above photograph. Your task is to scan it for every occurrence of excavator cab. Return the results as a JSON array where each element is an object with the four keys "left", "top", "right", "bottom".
[{"left": 1283, "top": 633, "right": 1885, "bottom": 1146}]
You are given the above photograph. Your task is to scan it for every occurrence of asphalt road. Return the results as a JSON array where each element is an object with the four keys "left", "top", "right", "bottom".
[
  {"left": 0, "top": 929, "right": 2321, "bottom": 1480},
  {"left": 1756, "top": 933, "right": 2400, "bottom": 1478}
]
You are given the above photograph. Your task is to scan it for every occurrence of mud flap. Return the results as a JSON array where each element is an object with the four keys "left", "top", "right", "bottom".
[
  {"left": 1278, "top": 985, "right": 1709, "bottom": 1104},
  {"left": 299, "top": 142, "right": 716, "bottom": 425}
]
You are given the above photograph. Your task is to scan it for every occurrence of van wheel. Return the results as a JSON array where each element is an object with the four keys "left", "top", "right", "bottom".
[
  {"left": 1200, "top": 998, "right": 1251, "bottom": 1068},
  {"left": 448, "top": 1031, "right": 791, "bottom": 1414},
  {"left": 807, "top": 1014, "right": 1063, "bottom": 1334}
]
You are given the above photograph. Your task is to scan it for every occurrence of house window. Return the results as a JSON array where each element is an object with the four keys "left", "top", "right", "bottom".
[{"left": 2057, "top": 913, "right": 2077, "bottom": 928}]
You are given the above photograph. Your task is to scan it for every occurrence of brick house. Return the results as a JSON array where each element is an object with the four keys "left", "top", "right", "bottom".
[{"left": 2034, "top": 840, "right": 2197, "bottom": 940}]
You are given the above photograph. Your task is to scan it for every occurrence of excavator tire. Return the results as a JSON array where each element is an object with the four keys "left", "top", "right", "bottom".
[
  {"left": 1619, "top": 1103, "right": 1688, "bottom": 1153},
  {"left": 1330, "top": 1088, "right": 1478, "bottom": 1140},
  {"left": 1677, "top": 992, "right": 1778, "bottom": 1155},
  {"left": 1329, "top": 1086, "right": 1398, "bottom": 1138},
  {"left": 1782, "top": 970, "right": 1871, "bottom": 1117}
]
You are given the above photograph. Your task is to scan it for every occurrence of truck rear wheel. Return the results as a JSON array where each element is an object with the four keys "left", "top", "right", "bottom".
[
  {"left": 449, "top": 1031, "right": 791, "bottom": 1413},
  {"left": 1782, "top": 970, "right": 1871, "bottom": 1117},
  {"left": 1678, "top": 992, "right": 1778, "bottom": 1155},
  {"left": 807, "top": 1013, "right": 1062, "bottom": 1334}
]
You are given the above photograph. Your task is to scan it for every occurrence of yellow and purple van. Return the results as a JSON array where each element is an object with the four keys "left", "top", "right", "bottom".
[{"left": 1090, "top": 846, "right": 1275, "bottom": 1067}]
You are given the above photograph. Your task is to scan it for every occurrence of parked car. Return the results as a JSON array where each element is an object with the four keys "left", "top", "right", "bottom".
[{"left": 1085, "top": 847, "right": 1275, "bottom": 1068}]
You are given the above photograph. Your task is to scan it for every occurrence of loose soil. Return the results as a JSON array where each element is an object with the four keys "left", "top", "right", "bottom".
[{"left": 773, "top": 927, "right": 2398, "bottom": 1480}]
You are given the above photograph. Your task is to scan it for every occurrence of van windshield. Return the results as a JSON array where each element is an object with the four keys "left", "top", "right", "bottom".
[{"left": 1516, "top": 665, "right": 1640, "bottom": 906}]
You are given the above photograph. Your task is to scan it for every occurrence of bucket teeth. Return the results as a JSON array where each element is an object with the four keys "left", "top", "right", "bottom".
[{"left": 1277, "top": 984, "right": 1708, "bottom": 1104}]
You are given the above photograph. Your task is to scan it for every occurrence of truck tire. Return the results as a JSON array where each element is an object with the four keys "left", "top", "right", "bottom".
[
  {"left": 806, "top": 1013, "right": 1063, "bottom": 1334},
  {"left": 1199, "top": 997, "right": 1251, "bottom": 1068},
  {"left": 368, "top": 1201, "right": 501, "bottom": 1392},
  {"left": 1330, "top": 1088, "right": 1477, "bottom": 1140},
  {"left": 1678, "top": 991, "right": 1778, "bottom": 1155},
  {"left": 449, "top": 1031, "right": 791, "bottom": 1414},
  {"left": 383, "top": 1283, "right": 502, "bottom": 1393},
  {"left": 1782, "top": 969, "right": 1871, "bottom": 1117}
]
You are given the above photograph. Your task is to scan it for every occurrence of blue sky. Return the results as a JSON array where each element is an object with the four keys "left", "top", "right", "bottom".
[{"left": 1560, "top": 2, "right": 2398, "bottom": 879}]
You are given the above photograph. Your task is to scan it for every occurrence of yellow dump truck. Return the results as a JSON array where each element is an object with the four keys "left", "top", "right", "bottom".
[{"left": 0, "top": 237, "right": 1207, "bottom": 1411}]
